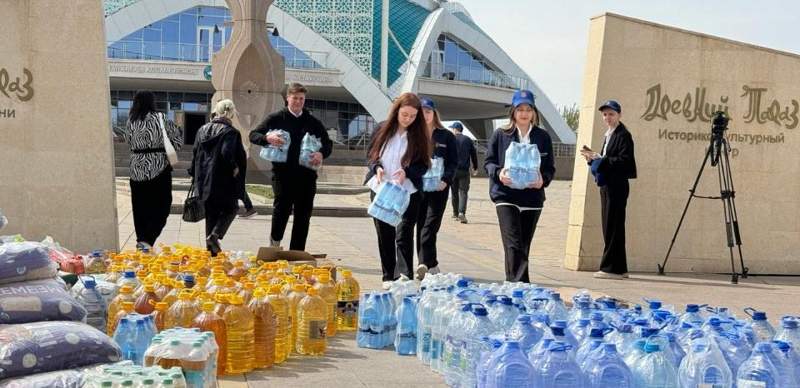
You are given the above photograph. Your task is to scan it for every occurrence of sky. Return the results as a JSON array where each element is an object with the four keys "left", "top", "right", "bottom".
[{"left": 456, "top": 0, "right": 800, "bottom": 108}]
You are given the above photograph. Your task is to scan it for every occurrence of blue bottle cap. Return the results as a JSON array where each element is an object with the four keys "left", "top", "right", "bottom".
[
  {"left": 644, "top": 343, "right": 660, "bottom": 353},
  {"left": 618, "top": 323, "right": 633, "bottom": 333},
  {"left": 633, "top": 318, "right": 649, "bottom": 326},
  {"left": 782, "top": 317, "right": 798, "bottom": 329},
  {"left": 591, "top": 312, "right": 604, "bottom": 321},
  {"left": 456, "top": 279, "right": 469, "bottom": 288},
  {"left": 752, "top": 311, "right": 767, "bottom": 321},
  {"left": 550, "top": 292, "right": 561, "bottom": 301},
  {"left": 550, "top": 326, "right": 565, "bottom": 337},
  {"left": 692, "top": 343, "right": 709, "bottom": 353},
  {"left": 603, "top": 343, "right": 617, "bottom": 352},
  {"left": 84, "top": 278, "right": 97, "bottom": 288},
  {"left": 589, "top": 328, "right": 605, "bottom": 338},
  {"left": 499, "top": 297, "right": 513, "bottom": 306},
  {"left": 577, "top": 319, "right": 591, "bottom": 327},
  {"left": 124, "top": 271, "right": 135, "bottom": 278},
  {"left": 512, "top": 289, "right": 524, "bottom": 298},
  {"left": 772, "top": 340, "right": 791, "bottom": 352},
  {"left": 754, "top": 342, "right": 773, "bottom": 353},
  {"left": 641, "top": 328, "right": 659, "bottom": 338},
  {"left": 460, "top": 303, "right": 472, "bottom": 312},
  {"left": 686, "top": 304, "right": 700, "bottom": 313},
  {"left": 136, "top": 320, "right": 145, "bottom": 326},
  {"left": 516, "top": 315, "right": 531, "bottom": 323},
  {"left": 553, "top": 320, "right": 567, "bottom": 328},
  {"left": 577, "top": 300, "right": 591, "bottom": 309},
  {"left": 473, "top": 307, "right": 488, "bottom": 316},
  {"left": 648, "top": 300, "right": 662, "bottom": 310}
]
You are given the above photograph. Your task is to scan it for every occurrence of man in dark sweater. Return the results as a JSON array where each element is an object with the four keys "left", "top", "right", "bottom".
[
  {"left": 249, "top": 83, "right": 333, "bottom": 250},
  {"left": 450, "top": 122, "right": 478, "bottom": 223}
]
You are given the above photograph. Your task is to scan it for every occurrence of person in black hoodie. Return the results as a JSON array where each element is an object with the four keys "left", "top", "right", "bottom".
[
  {"left": 580, "top": 100, "right": 637, "bottom": 280},
  {"left": 484, "top": 90, "right": 555, "bottom": 283},
  {"left": 250, "top": 83, "right": 333, "bottom": 251},
  {"left": 364, "top": 92, "right": 431, "bottom": 289},
  {"left": 189, "top": 99, "right": 247, "bottom": 256},
  {"left": 412, "top": 97, "right": 457, "bottom": 280}
]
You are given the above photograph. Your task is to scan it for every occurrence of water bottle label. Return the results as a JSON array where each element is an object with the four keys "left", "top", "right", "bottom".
[
  {"left": 430, "top": 339, "right": 440, "bottom": 360},
  {"left": 422, "top": 332, "right": 431, "bottom": 353},
  {"left": 309, "top": 320, "right": 327, "bottom": 339},
  {"left": 736, "top": 381, "right": 766, "bottom": 388}
]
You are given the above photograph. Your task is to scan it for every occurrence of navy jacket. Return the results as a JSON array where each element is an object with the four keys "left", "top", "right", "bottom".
[
  {"left": 588, "top": 122, "right": 637, "bottom": 185},
  {"left": 250, "top": 107, "right": 333, "bottom": 180},
  {"left": 431, "top": 128, "right": 458, "bottom": 185},
  {"left": 484, "top": 126, "right": 556, "bottom": 208},
  {"left": 455, "top": 133, "right": 478, "bottom": 171}
]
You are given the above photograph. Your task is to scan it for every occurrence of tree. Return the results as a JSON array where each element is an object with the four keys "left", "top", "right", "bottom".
[{"left": 560, "top": 103, "right": 579, "bottom": 133}]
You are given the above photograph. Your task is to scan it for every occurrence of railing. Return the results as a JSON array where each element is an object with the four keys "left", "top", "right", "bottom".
[{"left": 417, "top": 60, "right": 530, "bottom": 91}]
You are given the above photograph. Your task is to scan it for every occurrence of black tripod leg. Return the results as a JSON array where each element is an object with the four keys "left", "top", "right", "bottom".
[
  {"left": 659, "top": 146, "right": 712, "bottom": 275},
  {"left": 721, "top": 142, "right": 747, "bottom": 278},
  {"left": 717, "top": 156, "right": 739, "bottom": 284}
]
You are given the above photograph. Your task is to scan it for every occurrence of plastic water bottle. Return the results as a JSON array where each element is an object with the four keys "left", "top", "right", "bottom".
[
  {"left": 737, "top": 342, "right": 780, "bottom": 388},
  {"left": 576, "top": 328, "right": 606, "bottom": 366},
  {"left": 772, "top": 340, "right": 800, "bottom": 386},
  {"left": 416, "top": 289, "right": 438, "bottom": 364},
  {"left": 631, "top": 343, "right": 679, "bottom": 388},
  {"left": 76, "top": 277, "right": 108, "bottom": 333},
  {"left": 114, "top": 317, "right": 136, "bottom": 363},
  {"left": 462, "top": 306, "right": 496, "bottom": 387},
  {"left": 678, "top": 338, "right": 733, "bottom": 388},
  {"left": 489, "top": 296, "right": 518, "bottom": 332},
  {"left": 679, "top": 304, "right": 706, "bottom": 328},
  {"left": 299, "top": 133, "right": 323, "bottom": 170},
  {"left": 775, "top": 316, "right": 800, "bottom": 346},
  {"left": 746, "top": 308, "right": 777, "bottom": 343},
  {"left": 546, "top": 293, "right": 569, "bottom": 322},
  {"left": 569, "top": 318, "right": 592, "bottom": 344},
  {"left": 533, "top": 341, "right": 584, "bottom": 388},
  {"left": 569, "top": 297, "right": 593, "bottom": 324},
  {"left": 476, "top": 337, "right": 503, "bottom": 388},
  {"left": 443, "top": 303, "right": 472, "bottom": 386},
  {"left": 395, "top": 296, "right": 417, "bottom": 355},
  {"left": 763, "top": 340, "right": 796, "bottom": 388},
  {"left": 583, "top": 343, "right": 633, "bottom": 388},
  {"left": 507, "top": 315, "right": 543, "bottom": 355},
  {"left": 259, "top": 129, "right": 291, "bottom": 162},
  {"left": 486, "top": 340, "right": 534, "bottom": 388},
  {"left": 132, "top": 319, "right": 151, "bottom": 365},
  {"left": 422, "top": 158, "right": 444, "bottom": 192},
  {"left": 357, "top": 293, "right": 379, "bottom": 349},
  {"left": 550, "top": 321, "right": 579, "bottom": 350}
]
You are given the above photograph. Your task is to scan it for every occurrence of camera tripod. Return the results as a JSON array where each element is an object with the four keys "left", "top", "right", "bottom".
[{"left": 657, "top": 133, "right": 748, "bottom": 284}]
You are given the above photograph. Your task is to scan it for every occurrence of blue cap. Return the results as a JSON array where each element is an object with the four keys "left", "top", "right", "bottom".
[
  {"left": 420, "top": 97, "right": 435, "bottom": 110},
  {"left": 752, "top": 311, "right": 767, "bottom": 321},
  {"left": 577, "top": 319, "right": 591, "bottom": 327},
  {"left": 512, "top": 289, "right": 524, "bottom": 298},
  {"left": 449, "top": 122, "right": 464, "bottom": 130},
  {"left": 644, "top": 343, "right": 660, "bottom": 353},
  {"left": 589, "top": 328, "right": 606, "bottom": 338},
  {"left": 84, "top": 278, "right": 96, "bottom": 288},
  {"left": 599, "top": 99, "right": 622, "bottom": 113},
  {"left": 754, "top": 342, "right": 773, "bottom": 353},
  {"left": 511, "top": 89, "right": 536, "bottom": 108},
  {"left": 686, "top": 304, "right": 699, "bottom": 313},
  {"left": 782, "top": 317, "right": 798, "bottom": 329},
  {"left": 516, "top": 315, "right": 531, "bottom": 324},
  {"left": 499, "top": 296, "right": 513, "bottom": 306},
  {"left": 456, "top": 279, "right": 469, "bottom": 288},
  {"left": 603, "top": 343, "right": 617, "bottom": 353},
  {"left": 473, "top": 307, "right": 488, "bottom": 316},
  {"left": 124, "top": 271, "right": 135, "bottom": 278}
]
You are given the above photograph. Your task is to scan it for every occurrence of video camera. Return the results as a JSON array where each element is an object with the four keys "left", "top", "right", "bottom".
[{"left": 711, "top": 111, "right": 729, "bottom": 139}]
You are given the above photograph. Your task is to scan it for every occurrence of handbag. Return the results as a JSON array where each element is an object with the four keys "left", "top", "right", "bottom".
[
  {"left": 158, "top": 113, "right": 179, "bottom": 166},
  {"left": 182, "top": 179, "right": 205, "bottom": 222}
]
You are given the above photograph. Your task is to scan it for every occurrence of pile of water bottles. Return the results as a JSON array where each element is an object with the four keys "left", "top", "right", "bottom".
[
  {"left": 112, "top": 312, "right": 159, "bottom": 366},
  {"left": 423, "top": 158, "right": 445, "bottom": 192},
  {"left": 299, "top": 133, "right": 323, "bottom": 170},
  {"left": 367, "top": 182, "right": 411, "bottom": 227},
  {"left": 504, "top": 142, "right": 541, "bottom": 189},
  {"left": 83, "top": 361, "right": 188, "bottom": 388},
  {"left": 259, "top": 129, "right": 291, "bottom": 162},
  {"left": 356, "top": 273, "right": 800, "bottom": 388}
]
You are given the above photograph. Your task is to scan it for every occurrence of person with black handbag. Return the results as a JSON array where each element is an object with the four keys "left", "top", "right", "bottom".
[
  {"left": 188, "top": 99, "right": 247, "bottom": 256},
  {"left": 124, "top": 91, "right": 182, "bottom": 252}
]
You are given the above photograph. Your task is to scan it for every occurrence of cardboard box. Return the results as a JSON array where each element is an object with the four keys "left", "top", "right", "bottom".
[{"left": 256, "top": 247, "right": 339, "bottom": 280}]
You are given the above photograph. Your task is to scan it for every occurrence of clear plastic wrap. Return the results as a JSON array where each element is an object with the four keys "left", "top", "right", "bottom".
[
  {"left": 422, "top": 158, "right": 445, "bottom": 192},
  {"left": 0, "top": 321, "right": 122, "bottom": 380},
  {"left": 0, "top": 277, "right": 87, "bottom": 324},
  {"left": 70, "top": 275, "right": 119, "bottom": 308},
  {"left": 258, "top": 129, "right": 291, "bottom": 162},
  {"left": 0, "top": 369, "right": 84, "bottom": 388},
  {"left": 82, "top": 361, "right": 188, "bottom": 388},
  {"left": 144, "top": 328, "right": 218, "bottom": 388},
  {"left": 367, "top": 182, "right": 411, "bottom": 227},
  {"left": 0, "top": 242, "right": 58, "bottom": 285},
  {"left": 298, "top": 133, "right": 323, "bottom": 171}
]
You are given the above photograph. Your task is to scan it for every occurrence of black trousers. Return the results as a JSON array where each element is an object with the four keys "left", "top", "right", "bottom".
[
  {"left": 599, "top": 181, "right": 629, "bottom": 274},
  {"left": 372, "top": 191, "right": 421, "bottom": 281},
  {"left": 241, "top": 191, "right": 253, "bottom": 210},
  {"left": 130, "top": 169, "right": 172, "bottom": 246},
  {"left": 271, "top": 175, "right": 316, "bottom": 251},
  {"left": 415, "top": 190, "right": 448, "bottom": 270},
  {"left": 204, "top": 204, "right": 236, "bottom": 240},
  {"left": 450, "top": 170, "right": 471, "bottom": 216},
  {"left": 496, "top": 205, "right": 542, "bottom": 283}
]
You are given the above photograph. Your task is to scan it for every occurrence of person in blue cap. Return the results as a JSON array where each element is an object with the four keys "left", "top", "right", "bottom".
[
  {"left": 410, "top": 97, "right": 458, "bottom": 280},
  {"left": 449, "top": 122, "right": 478, "bottom": 223},
  {"left": 484, "top": 89, "right": 556, "bottom": 283},
  {"left": 580, "top": 99, "right": 637, "bottom": 280}
]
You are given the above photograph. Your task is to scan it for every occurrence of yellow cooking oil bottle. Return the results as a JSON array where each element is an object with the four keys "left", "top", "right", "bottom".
[
  {"left": 313, "top": 273, "right": 338, "bottom": 337},
  {"left": 107, "top": 285, "right": 135, "bottom": 335},
  {"left": 247, "top": 288, "right": 275, "bottom": 369},
  {"left": 296, "top": 287, "right": 328, "bottom": 356},
  {"left": 164, "top": 290, "right": 201, "bottom": 329},
  {"left": 223, "top": 294, "right": 255, "bottom": 374},
  {"left": 335, "top": 270, "right": 360, "bottom": 331},
  {"left": 265, "top": 285, "right": 291, "bottom": 363},
  {"left": 287, "top": 284, "right": 307, "bottom": 352}
]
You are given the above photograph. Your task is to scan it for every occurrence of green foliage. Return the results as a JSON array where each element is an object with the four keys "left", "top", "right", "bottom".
[{"left": 560, "top": 103, "right": 580, "bottom": 132}]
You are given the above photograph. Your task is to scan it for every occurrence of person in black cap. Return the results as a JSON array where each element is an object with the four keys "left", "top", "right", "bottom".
[
  {"left": 450, "top": 122, "right": 478, "bottom": 224},
  {"left": 580, "top": 99, "right": 637, "bottom": 280},
  {"left": 411, "top": 97, "right": 457, "bottom": 280},
  {"left": 484, "top": 89, "right": 555, "bottom": 283}
]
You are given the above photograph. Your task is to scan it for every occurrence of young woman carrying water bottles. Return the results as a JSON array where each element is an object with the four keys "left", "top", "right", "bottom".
[
  {"left": 484, "top": 90, "right": 555, "bottom": 282},
  {"left": 364, "top": 93, "right": 431, "bottom": 289},
  {"left": 411, "top": 97, "right": 458, "bottom": 280}
]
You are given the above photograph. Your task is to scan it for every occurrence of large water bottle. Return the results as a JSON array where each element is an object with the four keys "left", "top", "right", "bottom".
[
  {"left": 486, "top": 340, "right": 534, "bottom": 388},
  {"left": 663, "top": 332, "right": 686, "bottom": 368},
  {"left": 298, "top": 133, "right": 323, "bottom": 170},
  {"left": 678, "top": 338, "right": 733, "bottom": 388},
  {"left": 575, "top": 328, "right": 606, "bottom": 367},
  {"left": 746, "top": 308, "right": 777, "bottom": 343},
  {"left": 422, "top": 158, "right": 445, "bottom": 192},
  {"left": 489, "top": 296, "right": 518, "bottom": 332},
  {"left": 775, "top": 316, "right": 800, "bottom": 347},
  {"left": 568, "top": 297, "right": 593, "bottom": 324},
  {"left": 583, "top": 343, "right": 633, "bottom": 388},
  {"left": 533, "top": 341, "right": 584, "bottom": 388},
  {"left": 416, "top": 289, "right": 438, "bottom": 364},
  {"left": 508, "top": 315, "right": 543, "bottom": 355},
  {"left": 550, "top": 321, "right": 579, "bottom": 350},
  {"left": 380, "top": 293, "right": 397, "bottom": 347},
  {"left": 569, "top": 318, "right": 592, "bottom": 344},
  {"left": 546, "top": 293, "right": 569, "bottom": 322},
  {"left": 462, "top": 306, "right": 496, "bottom": 387},
  {"left": 476, "top": 337, "right": 503, "bottom": 388},
  {"left": 76, "top": 277, "right": 108, "bottom": 332},
  {"left": 133, "top": 319, "right": 151, "bottom": 365},
  {"left": 432, "top": 295, "right": 459, "bottom": 374},
  {"left": 737, "top": 342, "right": 780, "bottom": 388},
  {"left": 771, "top": 340, "right": 800, "bottom": 386},
  {"left": 356, "top": 293, "right": 374, "bottom": 348},
  {"left": 716, "top": 330, "right": 752, "bottom": 377},
  {"left": 606, "top": 323, "right": 636, "bottom": 354},
  {"left": 631, "top": 343, "right": 680, "bottom": 388},
  {"left": 113, "top": 317, "right": 136, "bottom": 362},
  {"left": 679, "top": 304, "right": 706, "bottom": 328},
  {"left": 764, "top": 340, "right": 797, "bottom": 388},
  {"left": 394, "top": 296, "right": 417, "bottom": 355},
  {"left": 443, "top": 303, "right": 472, "bottom": 386}
]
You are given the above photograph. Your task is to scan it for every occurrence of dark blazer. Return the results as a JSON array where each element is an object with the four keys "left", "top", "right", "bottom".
[
  {"left": 591, "top": 122, "right": 637, "bottom": 184},
  {"left": 363, "top": 128, "right": 428, "bottom": 191},
  {"left": 484, "top": 126, "right": 556, "bottom": 208},
  {"left": 189, "top": 118, "right": 247, "bottom": 211}
]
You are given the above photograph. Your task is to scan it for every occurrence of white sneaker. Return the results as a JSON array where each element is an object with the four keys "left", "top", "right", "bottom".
[
  {"left": 593, "top": 271, "right": 624, "bottom": 280},
  {"left": 382, "top": 281, "right": 393, "bottom": 290},
  {"left": 428, "top": 266, "right": 441, "bottom": 275},
  {"left": 416, "top": 264, "right": 429, "bottom": 281},
  {"left": 269, "top": 238, "right": 281, "bottom": 248}
]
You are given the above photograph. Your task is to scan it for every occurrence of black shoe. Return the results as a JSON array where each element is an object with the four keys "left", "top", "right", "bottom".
[
  {"left": 238, "top": 208, "right": 257, "bottom": 219},
  {"left": 458, "top": 213, "right": 468, "bottom": 224},
  {"left": 452, "top": 214, "right": 459, "bottom": 220},
  {"left": 206, "top": 234, "right": 222, "bottom": 257}
]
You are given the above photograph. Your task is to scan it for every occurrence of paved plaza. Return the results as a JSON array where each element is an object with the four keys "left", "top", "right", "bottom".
[{"left": 116, "top": 177, "right": 800, "bottom": 387}]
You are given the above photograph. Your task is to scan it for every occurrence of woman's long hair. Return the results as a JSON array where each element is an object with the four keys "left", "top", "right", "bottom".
[
  {"left": 368, "top": 93, "right": 431, "bottom": 169},
  {"left": 501, "top": 104, "right": 541, "bottom": 133},
  {"left": 428, "top": 108, "right": 446, "bottom": 132},
  {"left": 129, "top": 91, "right": 157, "bottom": 123}
]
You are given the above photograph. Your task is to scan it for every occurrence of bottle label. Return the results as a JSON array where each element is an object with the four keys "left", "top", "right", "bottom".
[
  {"left": 422, "top": 331, "right": 431, "bottom": 353},
  {"left": 736, "top": 381, "right": 766, "bottom": 388},
  {"left": 309, "top": 320, "right": 327, "bottom": 339}
]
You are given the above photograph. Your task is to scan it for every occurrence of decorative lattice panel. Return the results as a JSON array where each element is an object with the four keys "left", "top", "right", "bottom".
[{"left": 104, "top": 0, "right": 138, "bottom": 16}]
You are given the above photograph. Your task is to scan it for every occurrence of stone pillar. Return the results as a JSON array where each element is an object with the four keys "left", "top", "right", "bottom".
[{"left": 0, "top": 0, "right": 118, "bottom": 251}]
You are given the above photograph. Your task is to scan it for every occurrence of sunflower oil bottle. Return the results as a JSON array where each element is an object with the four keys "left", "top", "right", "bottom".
[
  {"left": 192, "top": 301, "right": 228, "bottom": 376},
  {"left": 287, "top": 284, "right": 307, "bottom": 352},
  {"left": 161, "top": 279, "right": 181, "bottom": 306},
  {"left": 152, "top": 302, "right": 168, "bottom": 332},
  {"left": 155, "top": 275, "right": 172, "bottom": 300},
  {"left": 265, "top": 285, "right": 290, "bottom": 363},
  {"left": 296, "top": 287, "right": 328, "bottom": 356},
  {"left": 228, "top": 261, "right": 247, "bottom": 281},
  {"left": 314, "top": 273, "right": 338, "bottom": 337},
  {"left": 135, "top": 283, "right": 160, "bottom": 314},
  {"left": 108, "top": 285, "right": 135, "bottom": 335},
  {"left": 214, "top": 293, "right": 231, "bottom": 318},
  {"left": 164, "top": 290, "right": 201, "bottom": 329},
  {"left": 248, "top": 288, "right": 276, "bottom": 369},
  {"left": 336, "top": 270, "right": 360, "bottom": 331},
  {"left": 223, "top": 294, "right": 255, "bottom": 374},
  {"left": 238, "top": 281, "right": 255, "bottom": 305}
]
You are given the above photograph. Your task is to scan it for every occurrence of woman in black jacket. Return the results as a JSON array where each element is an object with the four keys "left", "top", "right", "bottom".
[
  {"left": 413, "top": 97, "right": 458, "bottom": 280},
  {"left": 365, "top": 92, "right": 431, "bottom": 289},
  {"left": 484, "top": 90, "right": 556, "bottom": 282},
  {"left": 189, "top": 99, "right": 247, "bottom": 256}
]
